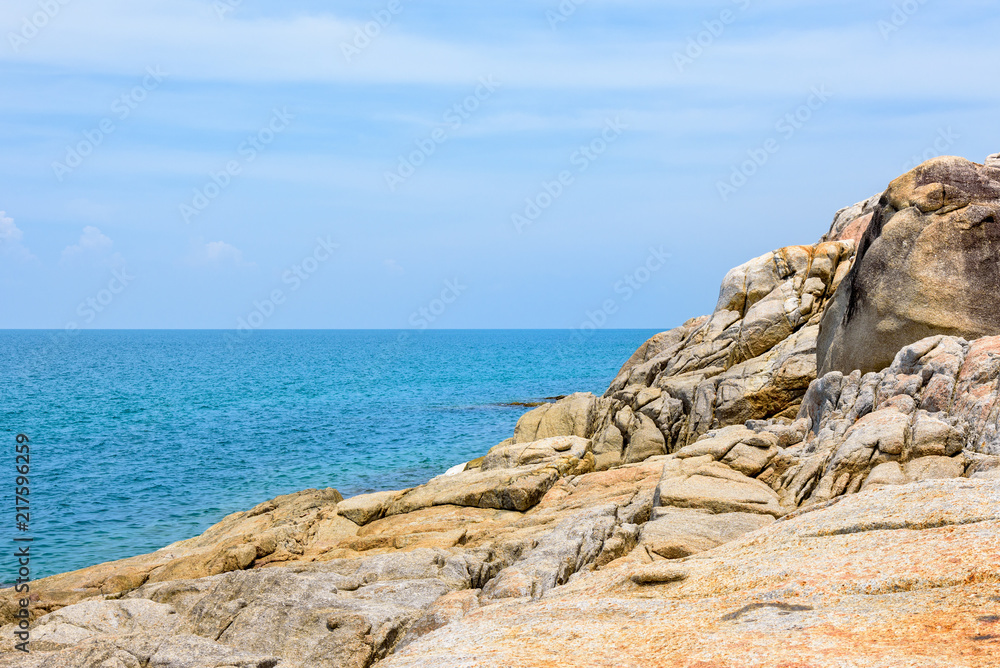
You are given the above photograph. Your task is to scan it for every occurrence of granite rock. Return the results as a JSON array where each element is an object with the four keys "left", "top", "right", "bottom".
[{"left": 819, "top": 155, "right": 1000, "bottom": 375}]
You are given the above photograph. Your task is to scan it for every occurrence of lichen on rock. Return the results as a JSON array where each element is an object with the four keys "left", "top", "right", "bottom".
[{"left": 5, "top": 153, "right": 1000, "bottom": 668}]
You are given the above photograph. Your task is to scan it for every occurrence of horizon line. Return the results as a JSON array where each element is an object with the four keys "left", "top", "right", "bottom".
[{"left": 0, "top": 327, "right": 668, "bottom": 332}]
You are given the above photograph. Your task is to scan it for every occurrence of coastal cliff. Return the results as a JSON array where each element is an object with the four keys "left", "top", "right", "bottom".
[{"left": 3, "top": 154, "right": 1000, "bottom": 667}]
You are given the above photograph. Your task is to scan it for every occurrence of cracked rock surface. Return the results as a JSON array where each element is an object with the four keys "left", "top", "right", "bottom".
[
  {"left": 4, "top": 154, "right": 1000, "bottom": 667},
  {"left": 381, "top": 478, "right": 1000, "bottom": 668}
]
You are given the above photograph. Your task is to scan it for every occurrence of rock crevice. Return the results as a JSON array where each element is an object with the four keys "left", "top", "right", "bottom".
[{"left": 5, "top": 153, "right": 1000, "bottom": 668}]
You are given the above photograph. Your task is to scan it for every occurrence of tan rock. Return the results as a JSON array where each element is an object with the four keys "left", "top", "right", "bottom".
[
  {"left": 385, "top": 465, "right": 563, "bottom": 516},
  {"left": 396, "top": 590, "right": 480, "bottom": 650},
  {"left": 821, "top": 193, "right": 880, "bottom": 243},
  {"left": 591, "top": 424, "right": 624, "bottom": 470},
  {"left": 862, "top": 461, "right": 908, "bottom": 489},
  {"left": 697, "top": 324, "right": 819, "bottom": 440},
  {"left": 640, "top": 506, "right": 773, "bottom": 559},
  {"left": 654, "top": 459, "right": 782, "bottom": 516},
  {"left": 910, "top": 412, "right": 965, "bottom": 457},
  {"left": 903, "top": 455, "right": 966, "bottom": 481},
  {"left": 720, "top": 440, "right": 778, "bottom": 477},
  {"left": 674, "top": 424, "right": 754, "bottom": 459},
  {"left": 629, "top": 563, "right": 687, "bottom": 584},
  {"left": 481, "top": 435, "right": 591, "bottom": 471},
  {"left": 337, "top": 489, "right": 406, "bottom": 526},
  {"left": 380, "top": 479, "right": 1000, "bottom": 668},
  {"left": 512, "top": 392, "right": 598, "bottom": 443},
  {"left": 25, "top": 599, "right": 179, "bottom": 652},
  {"left": 0, "top": 488, "right": 347, "bottom": 625},
  {"left": 601, "top": 238, "right": 852, "bottom": 455},
  {"left": 622, "top": 413, "right": 666, "bottom": 463},
  {"left": 819, "top": 155, "right": 1000, "bottom": 375}
]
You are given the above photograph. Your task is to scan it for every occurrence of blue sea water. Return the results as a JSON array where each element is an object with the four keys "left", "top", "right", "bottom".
[{"left": 0, "top": 329, "right": 657, "bottom": 579}]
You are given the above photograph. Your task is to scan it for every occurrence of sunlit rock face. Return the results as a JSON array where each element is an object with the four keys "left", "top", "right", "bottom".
[{"left": 819, "top": 155, "right": 1000, "bottom": 376}]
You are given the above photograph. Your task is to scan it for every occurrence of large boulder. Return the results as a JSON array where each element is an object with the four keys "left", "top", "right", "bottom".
[
  {"left": 9, "top": 154, "right": 1000, "bottom": 668},
  {"left": 819, "top": 155, "right": 1000, "bottom": 375}
]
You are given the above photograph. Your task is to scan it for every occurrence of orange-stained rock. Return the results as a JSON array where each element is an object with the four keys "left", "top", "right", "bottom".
[
  {"left": 5, "top": 155, "right": 1000, "bottom": 667},
  {"left": 381, "top": 479, "right": 1000, "bottom": 668}
]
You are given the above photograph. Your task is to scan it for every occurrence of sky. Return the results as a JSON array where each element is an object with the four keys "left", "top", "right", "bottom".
[{"left": 1, "top": 0, "right": 998, "bottom": 330}]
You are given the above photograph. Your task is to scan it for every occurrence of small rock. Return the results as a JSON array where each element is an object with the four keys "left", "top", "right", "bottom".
[{"left": 630, "top": 563, "right": 688, "bottom": 585}]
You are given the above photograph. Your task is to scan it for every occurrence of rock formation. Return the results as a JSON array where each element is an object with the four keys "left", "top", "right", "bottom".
[
  {"left": 381, "top": 478, "right": 1000, "bottom": 668},
  {"left": 819, "top": 155, "right": 1000, "bottom": 375},
  {"left": 3, "top": 154, "right": 1000, "bottom": 667}
]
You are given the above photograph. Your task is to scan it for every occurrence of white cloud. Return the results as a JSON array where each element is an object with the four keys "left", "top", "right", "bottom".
[
  {"left": 60, "top": 225, "right": 124, "bottom": 268},
  {"left": 0, "top": 211, "right": 35, "bottom": 261},
  {"left": 188, "top": 240, "right": 253, "bottom": 267},
  {"left": 383, "top": 258, "right": 405, "bottom": 275},
  {"left": 0, "top": 212, "right": 22, "bottom": 243},
  {"left": 0, "top": 1, "right": 993, "bottom": 99},
  {"left": 0, "top": 0, "right": 948, "bottom": 92},
  {"left": 61, "top": 225, "right": 112, "bottom": 258}
]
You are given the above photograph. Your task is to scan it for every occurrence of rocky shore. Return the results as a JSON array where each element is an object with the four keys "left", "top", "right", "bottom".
[{"left": 3, "top": 154, "right": 1000, "bottom": 667}]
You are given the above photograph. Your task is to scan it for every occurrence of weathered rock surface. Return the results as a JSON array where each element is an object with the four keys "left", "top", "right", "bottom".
[
  {"left": 778, "top": 334, "right": 1000, "bottom": 508},
  {"left": 639, "top": 506, "right": 773, "bottom": 560},
  {"left": 4, "top": 154, "right": 1000, "bottom": 667},
  {"left": 820, "top": 192, "right": 880, "bottom": 244},
  {"left": 0, "top": 488, "right": 351, "bottom": 624},
  {"left": 511, "top": 392, "right": 600, "bottom": 443},
  {"left": 593, "top": 239, "right": 856, "bottom": 459},
  {"left": 819, "top": 155, "right": 1000, "bottom": 375},
  {"left": 380, "top": 479, "right": 1000, "bottom": 668},
  {"left": 654, "top": 456, "right": 782, "bottom": 516},
  {"left": 0, "top": 458, "right": 671, "bottom": 667}
]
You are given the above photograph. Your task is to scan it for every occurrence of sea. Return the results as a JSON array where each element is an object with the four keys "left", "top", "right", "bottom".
[{"left": 0, "top": 329, "right": 658, "bottom": 579}]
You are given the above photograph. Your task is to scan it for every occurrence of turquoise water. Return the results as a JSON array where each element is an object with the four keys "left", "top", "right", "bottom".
[{"left": 0, "top": 329, "right": 657, "bottom": 579}]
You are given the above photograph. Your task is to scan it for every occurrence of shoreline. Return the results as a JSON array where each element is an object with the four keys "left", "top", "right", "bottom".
[
  {"left": 4, "top": 330, "right": 657, "bottom": 581},
  {"left": 4, "top": 155, "right": 1000, "bottom": 667}
]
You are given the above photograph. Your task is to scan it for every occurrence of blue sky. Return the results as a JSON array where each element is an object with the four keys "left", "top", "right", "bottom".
[{"left": 1, "top": 0, "right": 998, "bottom": 330}]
